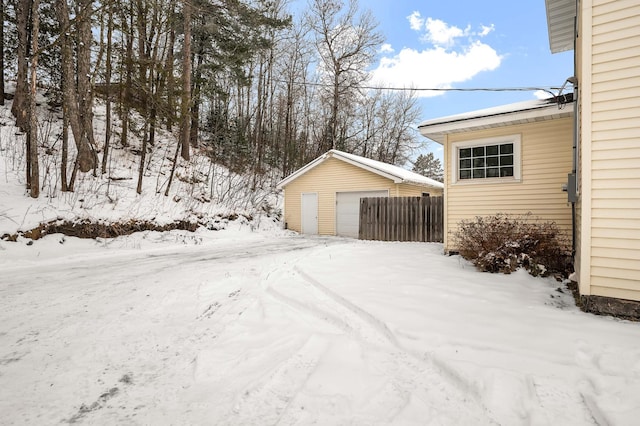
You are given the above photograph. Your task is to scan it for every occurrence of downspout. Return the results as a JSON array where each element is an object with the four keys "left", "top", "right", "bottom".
[
  {"left": 559, "top": 5, "right": 579, "bottom": 260},
  {"left": 571, "top": 93, "right": 578, "bottom": 258},
  {"left": 571, "top": 7, "right": 579, "bottom": 258}
]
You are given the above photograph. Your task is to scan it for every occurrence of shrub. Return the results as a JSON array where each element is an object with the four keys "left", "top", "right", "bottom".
[{"left": 453, "top": 213, "right": 573, "bottom": 277}]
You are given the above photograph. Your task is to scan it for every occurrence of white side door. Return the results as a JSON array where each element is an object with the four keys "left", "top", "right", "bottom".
[
  {"left": 336, "top": 190, "right": 388, "bottom": 238},
  {"left": 301, "top": 192, "right": 318, "bottom": 235}
]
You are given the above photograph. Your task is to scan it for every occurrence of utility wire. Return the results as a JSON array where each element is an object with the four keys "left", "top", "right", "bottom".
[{"left": 272, "top": 79, "right": 560, "bottom": 98}]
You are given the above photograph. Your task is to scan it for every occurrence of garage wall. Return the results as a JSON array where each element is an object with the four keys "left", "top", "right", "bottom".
[
  {"left": 396, "top": 182, "right": 443, "bottom": 197},
  {"left": 282, "top": 157, "right": 431, "bottom": 235}
]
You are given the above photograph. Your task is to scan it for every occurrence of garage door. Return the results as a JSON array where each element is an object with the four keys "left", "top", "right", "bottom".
[{"left": 336, "top": 191, "right": 388, "bottom": 238}]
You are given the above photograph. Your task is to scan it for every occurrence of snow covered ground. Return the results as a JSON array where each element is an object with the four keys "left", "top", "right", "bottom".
[{"left": 1, "top": 227, "right": 639, "bottom": 425}]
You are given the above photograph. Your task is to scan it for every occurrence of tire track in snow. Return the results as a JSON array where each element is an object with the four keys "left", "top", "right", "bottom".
[
  {"left": 527, "top": 376, "right": 601, "bottom": 425},
  {"left": 221, "top": 335, "right": 328, "bottom": 426},
  {"left": 293, "top": 266, "right": 400, "bottom": 347},
  {"left": 290, "top": 267, "right": 600, "bottom": 425},
  {"left": 261, "top": 265, "right": 498, "bottom": 424}
]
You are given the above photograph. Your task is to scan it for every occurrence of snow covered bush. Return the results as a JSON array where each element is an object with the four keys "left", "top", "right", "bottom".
[{"left": 453, "top": 213, "right": 572, "bottom": 277}]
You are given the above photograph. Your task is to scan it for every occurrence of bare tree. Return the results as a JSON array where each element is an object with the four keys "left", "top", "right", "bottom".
[
  {"left": 164, "top": 0, "right": 177, "bottom": 130},
  {"left": 179, "top": 0, "right": 191, "bottom": 161},
  {"left": 274, "top": 17, "right": 314, "bottom": 175},
  {"left": 56, "top": 0, "right": 98, "bottom": 173},
  {"left": 101, "top": 0, "right": 115, "bottom": 174},
  {"left": 370, "top": 89, "right": 421, "bottom": 165},
  {"left": 77, "top": 0, "right": 97, "bottom": 158},
  {"left": 12, "top": 0, "right": 30, "bottom": 131},
  {"left": 307, "top": 0, "right": 383, "bottom": 153},
  {"left": 119, "top": 1, "right": 134, "bottom": 148},
  {"left": 61, "top": 89, "right": 70, "bottom": 191},
  {"left": 28, "top": 0, "right": 41, "bottom": 197}
]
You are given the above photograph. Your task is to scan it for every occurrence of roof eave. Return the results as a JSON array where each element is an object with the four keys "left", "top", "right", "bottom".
[
  {"left": 546, "top": 0, "right": 576, "bottom": 53},
  {"left": 419, "top": 102, "right": 574, "bottom": 143},
  {"left": 403, "top": 179, "right": 443, "bottom": 189},
  {"left": 276, "top": 153, "right": 327, "bottom": 189},
  {"left": 276, "top": 150, "right": 404, "bottom": 189}
]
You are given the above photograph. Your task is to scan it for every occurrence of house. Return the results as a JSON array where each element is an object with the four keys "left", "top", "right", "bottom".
[
  {"left": 418, "top": 95, "right": 575, "bottom": 250},
  {"left": 277, "top": 150, "right": 444, "bottom": 238},
  {"left": 419, "top": 0, "right": 640, "bottom": 316}
]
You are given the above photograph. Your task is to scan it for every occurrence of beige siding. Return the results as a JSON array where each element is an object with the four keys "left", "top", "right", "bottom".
[
  {"left": 396, "top": 182, "right": 443, "bottom": 197},
  {"left": 443, "top": 118, "right": 573, "bottom": 251},
  {"left": 585, "top": 0, "right": 640, "bottom": 300},
  {"left": 282, "top": 157, "right": 438, "bottom": 235}
]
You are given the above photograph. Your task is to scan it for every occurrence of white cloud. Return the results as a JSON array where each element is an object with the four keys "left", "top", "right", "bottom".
[
  {"left": 380, "top": 43, "right": 394, "bottom": 54},
  {"left": 407, "top": 11, "right": 424, "bottom": 31},
  {"left": 371, "top": 41, "right": 502, "bottom": 98},
  {"left": 424, "top": 18, "right": 469, "bottom": 47},
  {"left": 371, "top": 15, "right": 502, "bottom": 98},
  {"left": 478, "top": 24, "right": 495, "bottom": 37}
]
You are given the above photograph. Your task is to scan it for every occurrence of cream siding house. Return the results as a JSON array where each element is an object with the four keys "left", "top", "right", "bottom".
[
  {"left": 277, "top": 150, "right": 443, "bottom": 238},
  {"left": 418, "top": 97, "right": 574, "bottom": 254},
  {"left": 419, "top": 0, "right": 640, "bottom": 315},
  {"left": 546, "top": 0, "right": 640, "bottom": 311}
]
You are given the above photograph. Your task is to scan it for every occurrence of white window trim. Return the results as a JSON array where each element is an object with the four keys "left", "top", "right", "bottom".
[{"left": 451, "top": 134, "right": 522, "bottom": 184}]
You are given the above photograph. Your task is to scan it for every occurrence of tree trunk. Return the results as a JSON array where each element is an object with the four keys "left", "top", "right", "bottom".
[
  {"left": 190, "top": 99, "right": 199, "bottom": 148},
  {"left": 179, "top": 0, "right": 191, "bottom": 161},
  {"left": 164, "top": 0, "right": 176, "bottom": 130},
  {"left": 252, "top": 57, "right": 266, "bottom": 189},
  {"left": 120, "top": 7, "right": 134, "bottom": 147},
  {"left": 28, "top": 0, "right": 40, "bottom": 198},
  {"left": 164, "top": 131, "right": 181, "bottom": 196},
  {"left": 147, "top": 0, "right": 163, "bottom": 148},
  {"left": 331, "top": 69, "right": 340, "bottom": 151},
  {"left": 61, "top": 98, "right": 69, "bottom": 191},
  {"left": 12, "top": 0, "right": 30, "bottom": 131},
  {"left": 0, "top": 0, "right": 5, "bottom": 105},
  {"left": 77, "top": 0, "right": 96, "bottom": 155},
  {"left": 135, "top": 0, "right": 148, "bottom": 85},
  {"left": 136, "top": 126, "right": 148, "bottom": 194},
  {"left": 102, "top": 0, "right": 114, "bottom": 174},
  {"left": 55, "top": 0, "right": 97, "bottom": 173}
]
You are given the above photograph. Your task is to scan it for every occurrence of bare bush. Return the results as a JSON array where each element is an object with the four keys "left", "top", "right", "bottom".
[{"left": 453, "top": 213, "right": 573, "bottom": 278}]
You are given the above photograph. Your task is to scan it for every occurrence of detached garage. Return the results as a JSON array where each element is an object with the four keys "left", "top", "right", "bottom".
[{"left": 277, "top": 150, "right": 444, "bottom": 238}]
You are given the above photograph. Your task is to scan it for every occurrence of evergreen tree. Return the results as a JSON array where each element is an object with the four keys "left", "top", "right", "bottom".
[{"left": 412, "top": 152, "right": 444, "bottom": 182}]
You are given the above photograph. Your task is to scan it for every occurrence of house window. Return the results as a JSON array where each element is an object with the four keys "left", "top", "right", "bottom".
[{"left": 451, "top": 135, "right": 521, "bottom": 183}]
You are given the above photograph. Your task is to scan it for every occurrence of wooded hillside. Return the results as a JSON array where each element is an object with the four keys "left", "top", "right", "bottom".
[{"left": 1, "top": 0, "right": 424, "bottom": 200}]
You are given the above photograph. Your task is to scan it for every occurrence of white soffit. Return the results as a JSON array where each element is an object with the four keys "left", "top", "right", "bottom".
[
  {"left": 546, "top": 0, "right": 576, "bottom": 53},
  {"left": 418, "top": 98, "right": 574, "bottom": 144}
]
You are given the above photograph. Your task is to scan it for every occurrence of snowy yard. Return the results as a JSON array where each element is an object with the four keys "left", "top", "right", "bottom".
[{"left": 1, "top": 228, "right": 639, "bottom": 425}]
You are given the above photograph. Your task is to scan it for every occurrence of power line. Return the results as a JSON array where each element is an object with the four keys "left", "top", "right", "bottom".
[{"left": 272, "top": 79, "right": 560, "bottom": 97}]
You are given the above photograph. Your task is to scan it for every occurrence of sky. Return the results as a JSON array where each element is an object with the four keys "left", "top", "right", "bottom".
[
  {"left": 366, "top": 0, "right": 574, "bottom": 111},
  {"left": 295, "top": 0, "right": 575, "bottom": 161}
]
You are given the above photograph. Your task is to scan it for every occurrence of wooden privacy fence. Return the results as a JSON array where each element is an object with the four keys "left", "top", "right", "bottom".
[{"left": 359, "top": 196, "right": 443, "bottom": 242}]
